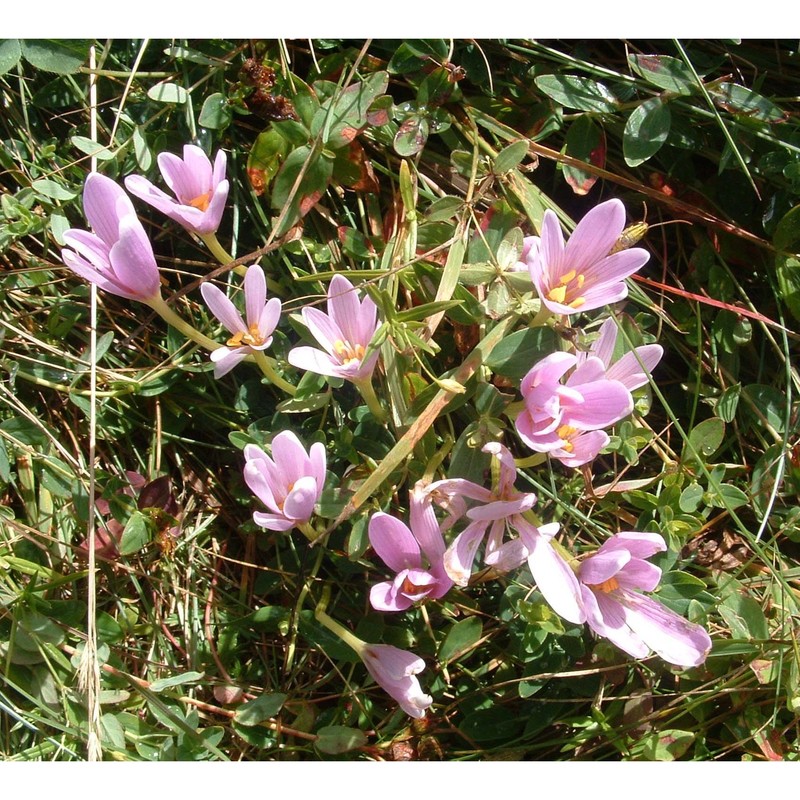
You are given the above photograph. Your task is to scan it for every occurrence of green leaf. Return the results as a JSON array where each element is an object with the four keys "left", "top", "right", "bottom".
[
  {"left": 678, "top": 482, "right": 704, "bottom": 513},
  {"left": 0, "top": 39, "right": 23, "bottom": 76},
  {"left": 460, "top": 705, "right": 524, "bottom": 743},
  {"left": 742, "top": 384, "right": 787, "bottom": 435},
  {"left": 314, "top": 725, "right": 367, "bottom": 755},
  {"left": 394, "top": 114, "right": 429, "bottom": 157},
  {"left": 685, "top": 417, "right": 725, "bottom": 462},
  {"left": 534, "top": 74, "right": 618, "bottom": 113},
  {"left": 709, "top": 83, "right": 785, "bottom": 123},
  {"left": 439, "top": 616, "right": 483, "bottom": 664},
  {"left": 118, "top": 509, "right": 150, "bottom": 556},
  {"left": 715, "top": 383, "right": 741, "bottom": 423},
  {"left": 147, "top": 82, "right": 189, "bottom": 105},
  {"left": 564, "top": 115, "right": 605, "bottom": 195},
  {"left": 484, "top": 327, "right": 560, "bottom": 379},
  {"left": 31, "top": 178, "right": 78, "bottom": 201},
  {"left": 718, "top": 593, "right": 769, "bottom": 641},
  {"left": 70, "top": 135, "right": 115, "bottom": 162},
  {"left": 133, "top": 126, "right": 152, "bottom": 171},
  {"left": 270, "top": 145, "right": 332, "bottom": 234},
  {"left": 706, "top": 482, "right": 749, "bottom": 510},
  {"left": 493, "top": 140, "right": 529, "bottom": 175},
  {"left": 233, "top": 692, "right": 287, "bottom": 726},
  {"left": 641, "top": 729, "right": 695, "bottom": 761},
  {"left": 425, "top": 195, "right": 464, "bottom": 222},
  {"left": 149, "top": 671, "right": 206, "bottom": 693},
  {"left": 629, "top": 54, "right": 697, "bottom": 95},
  {"left": 623, "top": 98, "right": 671, "bottom": 167},
  {"left": 21, "top": 40, "right": 89, "bottom": 74},
  {"left": 773, "top": 204, "right": 800, "bottom": 253},
  {"left": 198, "top": 93, "right": 232, "bottom": 130}
]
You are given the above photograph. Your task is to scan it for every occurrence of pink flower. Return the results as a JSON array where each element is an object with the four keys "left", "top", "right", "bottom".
[
  {"left": 515, "top": 351, "right": 633, "bottom": 468},
  {"left": 522, "top": 199, "right": 649, "bottom": 315},
  {"left": 243, "top": 431, "right": 326, "bottom": 532},
  {"left": 61, "top": 173, "right": 161, "bottom": 302},
  {"left": 360, "top": 644, "right": 433, "bottom": 719},
  {"left": 201, "top": 264, "right": 282, "bottom": 378},
  {"left": 125, "top": 145, "right": 229, "bottom": 236},
  {"left": 368, "top": 485, "right": 453, "bottom": 612},
  {"left": 577, "top": 532, "right": 712, "bottom": 667},
  {"left": 287, "top": 274, "right": 380, "bottom": 383},
  {"left": 576, "top": 317, "right": 663, "bottom": 392},
  {"left": 421, "top": 443, "right": 585, "bottom": 623}
]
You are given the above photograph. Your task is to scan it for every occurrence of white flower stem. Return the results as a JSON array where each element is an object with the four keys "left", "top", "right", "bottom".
[
  {"left": 253, "top": 350, "right": 297, "bottom": 395},
  {"left": 354, "top": 377, "right": 387, "bottom": 422},
  {"left": 146, "top": 294, "right": 219, "bottom": 352},
  {"left": 199, "top": 233, "right": 246, "bottom": 276},
  {"left": 530, "top": 303, "right": 554, "bottom": 328},
  {"left": 314, "top": 602, "right": 367, "bottom": 658}
]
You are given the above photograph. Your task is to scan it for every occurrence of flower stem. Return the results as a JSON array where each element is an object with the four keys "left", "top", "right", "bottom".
[
  {"left": 199, "top": 233, "right": 246, "bottom": 276},
  {"left": 354, "top": 377, "right": 387, "bottom": 422},
  {"left": 530, "top": 303, "right": 554, "bottom": 328},
  {"left": 296, "top": 520, "right": 317, "bottom": 542},
  {"left": 253, "top": 350, "right": 297, "bottom": 395},
  {"left": 314, "top": 601, "right": 367, "bottom": 658},
  {"left": 146, "top": 294, "right": 219, "bottom": 352}
]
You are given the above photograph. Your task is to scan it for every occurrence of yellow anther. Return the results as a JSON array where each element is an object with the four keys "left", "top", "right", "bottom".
[
  {"left": 568, "top": 296, "right": 586, "bottom": 309},
  {"left": 188, "top": 191, "right": 212, "bottom": 211},
  {"left": 547, "top": 285, "right": 567, "bottom": 304},
  {"left": 559, "top": 269, "right": 577, "bottom": 285},
  {"left": 556, "top": 424, "right": 577, "bottom": 453},
  {"left": 333, "top": 339, "right": 365, "bottom": 365},
  {"left": 592, "top": 577, "right": 620, "bottom": 593},
  {"left": 227, "top": 324, "right": 266, "bottom": 348}
]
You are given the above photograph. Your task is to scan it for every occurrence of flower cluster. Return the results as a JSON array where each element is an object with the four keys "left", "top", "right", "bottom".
[{"left": 60, "top": 145, "right": 713, "bottom": 721}]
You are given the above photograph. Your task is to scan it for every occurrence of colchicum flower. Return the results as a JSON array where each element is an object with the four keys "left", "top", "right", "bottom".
[
  {"left": 360, "top": 644, "right": 433, "bottom": 719},
  {"left": 243, "top": 431, "right": 326, "bottom": 532},
  {"left": 287, "top": 274, "right": 380, "bottom": 383},
  {"left": 421, "top": 443, "right": 585, "bottom": 624},
  {"left": 61, "top": 173, "right": 161, "bottom": 302},
  {"left": 521, "top": 199, "right": 650, "bottom": 316},
  {"left": 515, "top": 351, "right": 634, "bottom": 468},
  {"left": 577, "top": 532, "right": 712, "bottom": 667},
  {"left": 576, "top": 317, "right": 663, "bottom": 393},
  {"left": 201, "top": 264, "right": 282, "bottom": 378},
  {"left": 125, "top": 145, "right": 229, "bottom": 236},
  {"left": 368, "top": 484, "right": 453, "bottom": 612}
]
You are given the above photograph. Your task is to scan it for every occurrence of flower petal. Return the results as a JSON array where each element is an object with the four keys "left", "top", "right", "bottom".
[
  {"left": 368, "top": 512, "right": 422, "bottom": 572},
  {"left": 201, "top": 283, "right": 247, "bottom": 335}
]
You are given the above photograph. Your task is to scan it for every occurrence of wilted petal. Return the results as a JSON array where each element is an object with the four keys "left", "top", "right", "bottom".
[
  {"left": 619, "top": 591, "right": 712, "bottom": 667},
  {"left": 443, "top": 521, "right": 488, "bottom": 586},
  {"left": 520, "top": 519, "right": 585, "bottom": 625}
]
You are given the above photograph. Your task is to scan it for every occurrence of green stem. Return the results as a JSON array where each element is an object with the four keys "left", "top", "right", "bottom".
[
  {"left": 253, "top": 350, "right": 297, "bottom": 395},
  {"left": 146, "top": 294, "right": 219, "bottom": 352},
  {"left": 296, "top": 520, "right": 317, "bottom": 542},
  {"left": 530, "top": 303, "right": 554, "bottom": 328},
  {"left": 314, "top": 604, "right": 367, "bottom": 658},
  {"left": 200, "top": 232, "right": 245, "bottom": 275},
  {"left": 353, "top": 377, "right": 387, "bottom": 422}
]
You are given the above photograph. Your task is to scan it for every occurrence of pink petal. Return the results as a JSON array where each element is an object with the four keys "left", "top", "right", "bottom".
[
  {"left": 589, "top": 589, "right": 651, "bottom": 659},
  {"left": 562, "top": 380, "right": 632, "bottom": 429},
  {"left": 244, "top": 265, "right": 267, "bottom": 327},
  {"left": 301, "top": 306, "right": 342, "bottom": 355},
  {"left": 201, "top": 283, "right": 247, "bottom": 334},
  {"left": 282, "top": 475, "right": 319, "bottom": 522},
  {"left": 519, "top": 519, "right": 585, "bottom": 624},
  {"left": 562, "top": 199, "right": 626, "bottom": 275},
  {"left": 252, "top": 511, "right": 295, "bottom": 531},
  {"left": 107, "top": 215, "right": 160, "bottom": 300},
  {"left": 552, "top": 429, "right": 609, "bottom": 468},
  {"left": 606, "top": 345, "right": 663, "bottom": 391},
  {"left": 287, "top": 345, "right": 348, "bottom": 379},
  {"left": 368, "top": 512, "right": 421, "bottom": 572},
  {"left": 210, "top": 346, "right": 249, "bottom": 378},
  {"left": 271, "top": 431, "right": 311, "bottom": 484},
  {"left": 578, "top": 550, "right": 630, "bottom": 586},
  {"left": 598, "top": 532, "right": 666, "bottom": 560},
  {"left": 619, "top": 590, "right": 712, "bottom": 667},
  {"left": 443, "top": 521, "right": 488, "bottom": 586},
  {"left": 370, "top": 580, "right": 413, "bottom": 612},
  {"left": 83, "top": 173, "right": 135, "bottom": 244}
]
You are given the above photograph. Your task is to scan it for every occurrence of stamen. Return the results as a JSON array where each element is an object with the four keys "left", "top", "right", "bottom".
[
  {"left": 188, "top": 192, "right": 212, "bottom": 211},
  {"left": 556, "top": 424, "right": 577, "bottom": 453},
  {"left": 592, "top": 576, "right": 620, "bottom": 593},
  {"left": 547, "top": 271, "right": 587, "bottom": 306},
  {"left": 547, "top": 285, "right": 567, "bottom": 304},
  {"left": 227, "top": 324, "right": 266, "bottom": 348},
  {"left": 333, "top": 339, "right": 365, "bottom": 365}
]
